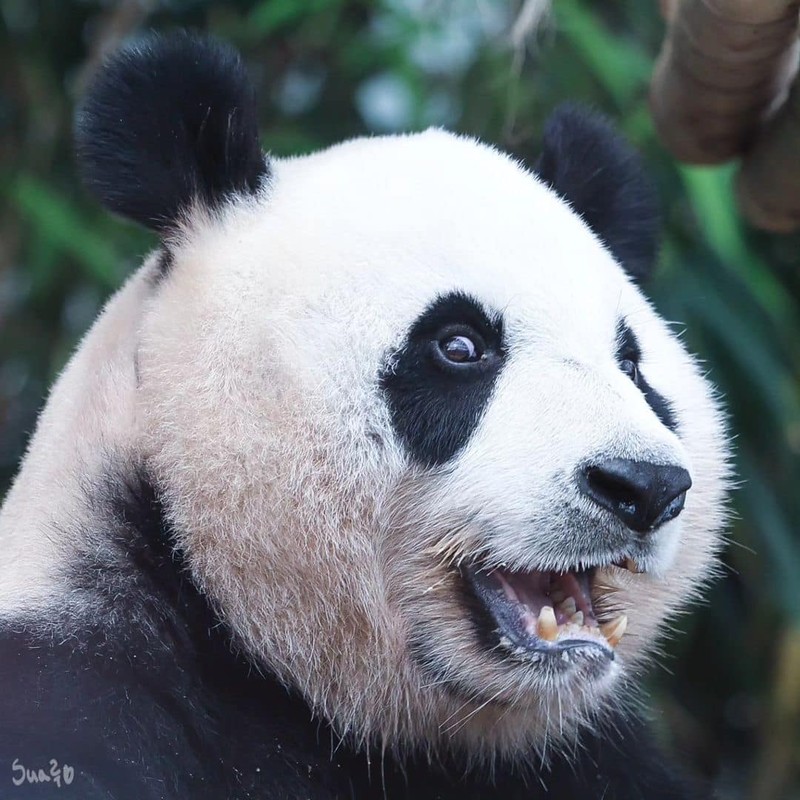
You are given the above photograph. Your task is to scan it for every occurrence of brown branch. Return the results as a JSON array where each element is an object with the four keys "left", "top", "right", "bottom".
[
  {"left": 650, "top": 0, "right": 800, "bottom": 164},
  {"left": 737, "top": 79, "right": 800, "bottom": 231}
]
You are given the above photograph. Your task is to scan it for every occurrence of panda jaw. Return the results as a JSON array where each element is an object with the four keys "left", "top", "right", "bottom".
[{"left": 465, "top": 564, "right": 631, "bottom": 663}]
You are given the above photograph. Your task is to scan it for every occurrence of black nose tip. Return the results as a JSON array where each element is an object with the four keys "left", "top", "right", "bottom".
[{"left": 580, "top": 458, "right": 692, "bottom": 533}]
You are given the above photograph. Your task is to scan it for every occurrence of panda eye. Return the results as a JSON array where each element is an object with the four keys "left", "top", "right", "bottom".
[
  {"left": 620, "top": 358, "right": 639, "bottom": 384},
  {"left": 439, "top": 334, "right": 483, "bottom": 364},
  {"left": 432, "top": 325, "right": 487, "bottom": 369}
]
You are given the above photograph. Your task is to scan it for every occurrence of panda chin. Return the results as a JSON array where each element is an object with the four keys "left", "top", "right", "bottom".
[{"left": 465, "top": 564, "right": 629, "bottom": 667}]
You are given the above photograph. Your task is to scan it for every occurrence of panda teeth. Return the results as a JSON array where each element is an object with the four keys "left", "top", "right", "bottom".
[
  {"left": 536, "top": 606, "right": 558, "bottom": 641},
  {"left": 614, "top": 557, "right": 644, "bottom": 574},
  {"left": 560, "top": 596, "right": 577, "bottom": 617},
  {"left": 536, "top": 600, "right": 600, "bottom": 641},
  {"left": 600, "top": 614, "right": 628, "bottom": 648},
  {"left": 471, "top": 566, "right": 617, "bottom": 648}
]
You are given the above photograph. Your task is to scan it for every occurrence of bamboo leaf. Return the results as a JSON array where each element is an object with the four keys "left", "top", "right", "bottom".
[{"left": 10, "top": 175, "right": 121, "bottom": 288}]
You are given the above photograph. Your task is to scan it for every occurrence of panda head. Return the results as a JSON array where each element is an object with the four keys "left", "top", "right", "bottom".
[{"left": 76, "top": 33, "right": 730, "bottom": 756}]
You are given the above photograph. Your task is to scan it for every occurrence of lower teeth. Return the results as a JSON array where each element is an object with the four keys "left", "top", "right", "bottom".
[
  {"left": 533, "top": 603, "right": 628, "bottom": 648},
  {"left": 537, "top": 606, "right": 558, "bottom": 641}
]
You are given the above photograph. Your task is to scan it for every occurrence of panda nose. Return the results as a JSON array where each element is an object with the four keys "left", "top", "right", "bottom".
[{"left": 580, "top": 458, "right": 692, "bottom": 533}]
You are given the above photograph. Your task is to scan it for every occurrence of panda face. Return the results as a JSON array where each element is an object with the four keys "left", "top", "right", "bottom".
[
  {"left": 134, "top": 129, "right": 728, "bottom": 754},
  {"left": 63, "top": 33, "right": 729, "bottom": 756}
]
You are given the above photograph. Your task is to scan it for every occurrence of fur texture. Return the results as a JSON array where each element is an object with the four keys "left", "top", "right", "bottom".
[{"left": 0, "top": 32, "right": 731, "bottom": 798}]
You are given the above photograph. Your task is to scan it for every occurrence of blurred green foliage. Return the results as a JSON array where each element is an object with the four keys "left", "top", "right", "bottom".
[{"left": 2, "top": 1, "right": 800, "bottom": 797}]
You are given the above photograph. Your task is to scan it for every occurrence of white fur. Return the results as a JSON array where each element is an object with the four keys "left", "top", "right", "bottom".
[
  {"left": 0, "top": 257, "right": 159, "bottom": 612},
  {"left": 0, "top": 129, "right": 731, "bottom": 758}
]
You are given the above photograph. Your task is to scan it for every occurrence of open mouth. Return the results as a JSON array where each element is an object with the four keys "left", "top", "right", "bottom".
[{"left": 465, "top": 560, "right": 636, "bottom": 662}]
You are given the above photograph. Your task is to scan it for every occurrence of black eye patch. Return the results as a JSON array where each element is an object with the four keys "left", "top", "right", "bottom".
[
  {"left": 615, "top": 321, "right": 677, "bottom": 432},
  {"left": 380, "top": 292, "right": 505, "bottom": 467}
]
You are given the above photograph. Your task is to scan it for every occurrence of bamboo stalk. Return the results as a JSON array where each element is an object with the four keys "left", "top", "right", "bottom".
[
  {"left": 737, "top": 77, "right": 800, "bottom": 231},
  {"left": 651, "top": 0, "right": 800, "bottom": 164}
]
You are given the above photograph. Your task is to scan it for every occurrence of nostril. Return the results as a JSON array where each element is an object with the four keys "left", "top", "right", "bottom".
[
  {"left": 580, "top": 458, "right": 692, "bottom": 534},
  {"left": 659, "top": 490, "right": 688, "bottom": 526},
  {"left": 585, "top": 468, "right": 640, "bottom": 512}
]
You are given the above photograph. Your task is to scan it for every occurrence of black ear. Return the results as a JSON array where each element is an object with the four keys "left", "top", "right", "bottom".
[
  {"left": 535, "top": 104, "right": 659, "bottom": 284},
  {"left": 75, "top": 31, "right": 269, "bottom": 234}
]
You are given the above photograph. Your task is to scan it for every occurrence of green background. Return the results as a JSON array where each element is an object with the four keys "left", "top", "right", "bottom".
[{"left": 2, "top": 2, "right": 799, "bottom": 797}]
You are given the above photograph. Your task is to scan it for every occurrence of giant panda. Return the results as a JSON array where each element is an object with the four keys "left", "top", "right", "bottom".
[{"left": 0, "top": 31, "right": 729, "bottom": 800}]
